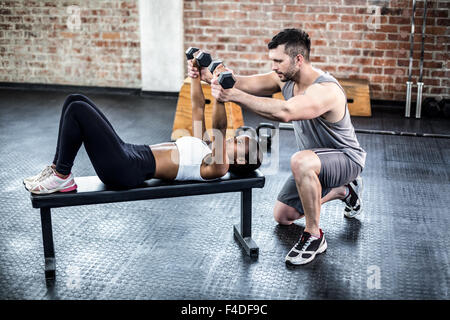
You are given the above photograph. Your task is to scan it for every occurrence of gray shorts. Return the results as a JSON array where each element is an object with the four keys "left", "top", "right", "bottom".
[{"left": 277, "top": 148, "right": 362, "bottom": 214}]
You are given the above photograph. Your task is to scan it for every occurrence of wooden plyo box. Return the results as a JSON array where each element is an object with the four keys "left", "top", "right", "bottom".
[
  {"left": 273, "top": 78, "right": 372, "bottom": 117},
  {"left": 171, "top": 77, "right": 244, "bottom": 141}
]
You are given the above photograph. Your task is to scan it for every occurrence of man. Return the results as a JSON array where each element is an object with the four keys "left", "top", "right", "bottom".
[{"left": 189, "top": 28, "right": 366, "bottom": 265}]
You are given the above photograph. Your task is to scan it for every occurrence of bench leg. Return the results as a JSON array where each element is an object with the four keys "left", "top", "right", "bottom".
[
  {"left": 40, "top": 207, "right": 56, "bottom": 281},
  {"left": 233, "top": 189, "right": 259, "bottom": 258}
]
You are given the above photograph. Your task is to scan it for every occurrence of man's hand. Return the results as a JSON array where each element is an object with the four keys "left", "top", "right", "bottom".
[
  {"left": 211, "top": 67, "right": 238, "bottom": 102},
  {"left": 211, "top": 77, "right": 236, "bottom": 102},
  {"left": 188, "top": 59, "right": 213, "bottom": 83}
]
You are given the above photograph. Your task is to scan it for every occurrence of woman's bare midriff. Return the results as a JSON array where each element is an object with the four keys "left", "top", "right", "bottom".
[{"left": 149, "top": 143, "right": 179, "bottom": 180}]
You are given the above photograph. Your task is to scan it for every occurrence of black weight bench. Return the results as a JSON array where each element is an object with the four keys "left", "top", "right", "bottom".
[{"left": 30, "top": 170, "right": 265, "bottom": 281}]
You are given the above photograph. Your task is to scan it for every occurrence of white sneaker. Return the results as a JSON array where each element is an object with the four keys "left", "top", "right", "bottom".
[
  {"left": 30, "top": 171, "right": 77, "bottom": 195},
  {"left": 23, "top": 165, "right": 54, "bottom": 190}
]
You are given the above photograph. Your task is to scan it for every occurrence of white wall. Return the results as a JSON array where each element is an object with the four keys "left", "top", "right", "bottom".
[{"left": 139, "top": 0, "right": 184, "bottom": 92}]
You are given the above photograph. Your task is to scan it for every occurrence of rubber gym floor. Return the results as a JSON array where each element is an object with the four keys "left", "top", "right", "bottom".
[{"left": 0, "top": 88, "right": 449, "bottom": 300}]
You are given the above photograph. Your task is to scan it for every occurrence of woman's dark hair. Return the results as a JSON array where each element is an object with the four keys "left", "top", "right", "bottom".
[
  {"left": 268, "top": 28, "right": 311, "bottom": 62},
  {"left": 228, "top": 135, "right": 263, "bottom": 176}
]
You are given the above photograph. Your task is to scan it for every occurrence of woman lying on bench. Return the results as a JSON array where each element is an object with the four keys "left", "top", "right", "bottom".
[{"left": 24, "top": 62, "right": 262, "bottom": 194}]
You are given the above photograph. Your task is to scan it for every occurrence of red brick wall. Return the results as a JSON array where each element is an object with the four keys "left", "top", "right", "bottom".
[
  {"left": 0, "top": 0, "right": 140, "bottom": 88},
  {"left": 184, "top": 0, "right": 449, "bottom": 101},
  {"left": 0, "top": 0, "right": 448, "bottom": 101}
]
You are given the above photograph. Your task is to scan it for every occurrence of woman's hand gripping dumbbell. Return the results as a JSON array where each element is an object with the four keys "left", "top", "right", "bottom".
[{"left": 186, "top": 47, "right": 213, "bottom": 83}]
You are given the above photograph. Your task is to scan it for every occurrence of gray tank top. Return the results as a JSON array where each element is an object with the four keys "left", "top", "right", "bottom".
[{"left": 282, "top": 70, "right": 366, "bottom": 169}]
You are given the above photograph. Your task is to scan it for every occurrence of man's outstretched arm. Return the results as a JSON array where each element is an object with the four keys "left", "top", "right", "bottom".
[
  {"left": 188, "top": 59, "right": 281, "bottom": 97},
  {"left": 211, "top": 81, "right": 335, "bottom": 122}
]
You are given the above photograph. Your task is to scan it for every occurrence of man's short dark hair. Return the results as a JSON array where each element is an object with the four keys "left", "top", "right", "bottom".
[{"left": 268, "top": 28, "right": 311, "bottom": 62}]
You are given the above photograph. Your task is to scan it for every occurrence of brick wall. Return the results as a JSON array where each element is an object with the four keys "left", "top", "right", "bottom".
[
  {"left": 184, "top": 0, "right": 449, "bottom": 101},
  {"left": 0, "top": 0, "right": 140, "bottom": 88},
  {"left": 0, "top": 0, "right": 448, "bottom": 100}
]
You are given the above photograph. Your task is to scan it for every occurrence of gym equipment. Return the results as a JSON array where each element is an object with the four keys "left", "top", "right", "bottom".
[
  {"left": 415, "top": 0, "right": 428, "bottom": 119},
  {"left": 235, "top": 125, "right": 257, "bottom": 139},
  {"left": 257, "top": 123, "right": 276, "bottom": 152},
  {"left": 279, "top": 122, "right": 450, "bottom": 139},
  {"left": 172, "top": 54, "right": 243, "bottom": 141},
  {"left": 185, "top": 47, "right": 212, "bottom": 68},
  {"left": 30, "top": 171, "right": 265, "bottom": 280},
  {"left": 439, "top": 99, "right": 450, "bottom": 118},
  {"left": 405, "top": 0, "right": 417, "bottom": 118},
  {"left": 196, "top": 51, "right": 213, "bottom": 68},
  {"left": 422, "top": 97, "right": 440, "bottom": 117},
  {"left": 273, "top": 78, "right": 371, "bottom": 117},
  {"left": 208, "top": 60, "right": 237, "bottom": 89},
  {"left": 217, "top": 71, "right": 236, "bottom": 89},
  {"left": 171, "top": 77, "right": 244, "bottom": 141},
  {"left": 185, "top": 47, "right": 199, "bottom": 60},
  {"left": 235, "top": 123, "right": 276, "bottom": 152},
  {"left": 208, "top": 60, "right": 223, "bottom": 74}
]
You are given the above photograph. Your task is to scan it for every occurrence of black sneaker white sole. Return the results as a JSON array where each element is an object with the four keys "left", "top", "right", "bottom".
[
  {"left": 285, "top": 233, "right": 327, "bottom": 266},
  {"left": 344, "top": 176, "right": 363, "bottom": 218}
]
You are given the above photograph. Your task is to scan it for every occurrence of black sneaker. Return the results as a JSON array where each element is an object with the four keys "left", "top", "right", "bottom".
[
  {"left": 285, "top": 229, "right": 327, "bottom": 265},
  {"left": 343, "top": 176, "right": 363, "bottom": 218}
]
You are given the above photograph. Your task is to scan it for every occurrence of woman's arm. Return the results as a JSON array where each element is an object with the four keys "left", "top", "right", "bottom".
[
  {"left": 201, "top": 65, "right": 230, "bottom": 179},
  {"left": 201, "top": 100, "right": 229, "bottom": 179},
  {"left": 190, "top": 59, "right": 208, "bottom": 141}
]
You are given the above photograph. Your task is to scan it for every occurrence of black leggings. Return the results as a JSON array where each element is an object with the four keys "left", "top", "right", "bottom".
[{"left": 53, "top": 94, "right": 156, "bottom": 188}]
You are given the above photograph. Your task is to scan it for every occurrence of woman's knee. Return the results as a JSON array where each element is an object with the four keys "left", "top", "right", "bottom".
[
  {"left": 63, "top": 94, "right": 84, "bottom": 107},
  {"left": 65, "top": 100, "right": 91, "bottom": 115},
  {"left": 66, "top": 93, "right": 86, "bottom": 101}
]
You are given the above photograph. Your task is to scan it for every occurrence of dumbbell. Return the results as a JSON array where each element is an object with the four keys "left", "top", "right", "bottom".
[
  {"left": 208, "top": 59, "right": 236, "bottom": 89},
  {"left": 423, "top": 97, "right": 440, "bottom": 117},
  {"left": 185, "top": 47, "right": 199, "bottom": 60},
  {"left": 185, "top": 47, "right": 212, "bottom": 68},
  {"left": 208, "top": 60, "right": 222, "bottom": 74}
]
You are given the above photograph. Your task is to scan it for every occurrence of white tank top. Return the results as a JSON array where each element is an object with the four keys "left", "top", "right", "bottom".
[{"left": 174, "top": 136, "right": 214, "bottom": 181}]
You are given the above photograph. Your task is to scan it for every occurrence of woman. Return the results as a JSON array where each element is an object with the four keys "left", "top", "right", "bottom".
[{"left": 24, "top": 61, "right": 262, "bottom": 194}]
